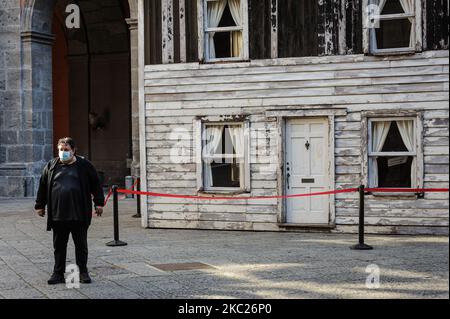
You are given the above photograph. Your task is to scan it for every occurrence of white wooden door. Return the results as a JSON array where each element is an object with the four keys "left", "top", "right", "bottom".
[{"left": 285, "top": 118, "right": 330, "bottom": 224}]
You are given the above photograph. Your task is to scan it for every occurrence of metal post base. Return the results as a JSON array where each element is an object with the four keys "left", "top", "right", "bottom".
[
  {"left": 350, "top": 243, "right": 373, "bottom": 250},
  {"left": 106, "top": 240, "right": 128, "bottom": 247}
]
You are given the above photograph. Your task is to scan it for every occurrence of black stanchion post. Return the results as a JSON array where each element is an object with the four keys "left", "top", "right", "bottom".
[
  {"left": 106, "top": 185, "right": 128, "bottom": 247},
  {"left": 350, "top": 185, "right": 373, "bottom": 250},
  {"left": 133, "top": 178, "right": 141, "bottom": 218}
]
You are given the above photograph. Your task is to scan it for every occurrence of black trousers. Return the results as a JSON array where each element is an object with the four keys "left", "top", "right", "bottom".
[{"left": 52, "top": 221, "right": 89, "bottom": 275}]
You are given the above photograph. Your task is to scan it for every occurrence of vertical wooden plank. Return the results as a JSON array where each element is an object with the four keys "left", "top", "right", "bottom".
[
  {"left": 244, "top": 120, "right": 251, "bottom": 192},
  {"left": 173, "top": 0, "right": 181, "bottom": 62},
  {"left": 422, "top": 0, "right": 427, "bottom": 51},
  {"left": 276, "top": 116, "right": 285, "bottom": 224},
  {"left": 138, "top": 0, "right": 148, "bottom": 228},
  {"left": 362, "top": 0, "right": 370, "bottom": 54},
  {"left": 360, "top": 112, "right": 369, "bottom": 187},
  {"left": 339, "top": 0, "right": 347, "bottom": 54},
  {"left": 270, "top": 0, "right": 278, "bottom": 58},
  {"left": 185, "top": 0, "right": 199, "bottom": 62},
  {"left": 197, "top": 0, "right": 204, "bottom": 62},
  {"left": 162, "top": 0, "right": 174, "bottom": 63},
  {"left": 144, "top": 0, "right": 151, "bottom": 64},
  {"left": 144, "top": 0, "right": 163, "bottom": 65},
  {"left": 346, "top": 0, "right": 363, "bottom": 54},
  {"left": 306, "top": 0, "right": 319, "bottom": 56},
  {"left": 248, "top": 0, "right": 272, "bottom": 59},
  {"left": 242, "top": 0, "right": 250, "bottom": 60},
  {"left": 179, "top": 0, "right": 187, "bottom": 62},
  {"left": 416, "top": 112, "right": 425, "bottom": 189},
  {"left": 194, "top": 119, "right": 203, "bottom": 191},
  {"left": 328, "top": 115, "right": 336, "bottom": 225},
  {"left": 415, "top": 0, "right": 423, "bottom": 51}
]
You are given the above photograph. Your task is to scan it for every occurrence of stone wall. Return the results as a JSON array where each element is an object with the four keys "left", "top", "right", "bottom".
[{"left": 0, "top": 1, "right": 30, "bottom": 197}]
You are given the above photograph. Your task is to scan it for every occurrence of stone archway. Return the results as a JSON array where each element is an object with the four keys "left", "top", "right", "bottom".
[{"left": 18, "top": 0, "right": 140, "bottom": 196}]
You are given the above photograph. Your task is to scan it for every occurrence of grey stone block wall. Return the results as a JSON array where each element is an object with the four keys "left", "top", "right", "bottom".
[
  {"left": 0, "top": 1, "right": 54, "bottom": 198},
  {"left": 0, "top": 1, "right": 28, "bottom": 198}
]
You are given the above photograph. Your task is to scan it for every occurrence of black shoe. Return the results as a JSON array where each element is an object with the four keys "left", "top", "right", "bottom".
[
  {"left": 48, "top": 273, "right": 65, "bottom": 285},
  {"left": 80, "top": 272, "right": 92, "bottom": 284}
]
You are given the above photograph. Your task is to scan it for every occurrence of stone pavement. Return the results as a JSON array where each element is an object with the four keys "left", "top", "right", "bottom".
[{"left": 0, "top": 198, "right": 448, "bottom": 299}]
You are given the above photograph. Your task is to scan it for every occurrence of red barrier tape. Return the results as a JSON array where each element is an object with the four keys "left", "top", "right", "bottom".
[
  {"left": 366, "top": 188, "right": 449, "bottom": 193},
  {"left": 103, "top": 188, "right": 113, "bottom": 207},
  {"left": 117, "top": 187, "right": 449, "bottom": 201},
  {"left": 117, "top": 188, "right": 358, "bottom": 200},
  {"left": 102, "top": 178, "right": 141, "bottom": 208}
]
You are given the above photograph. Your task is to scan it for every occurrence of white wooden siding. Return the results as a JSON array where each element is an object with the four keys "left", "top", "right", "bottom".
[{"left": 143, "top": 50, "right": 449, "bottom": 234}]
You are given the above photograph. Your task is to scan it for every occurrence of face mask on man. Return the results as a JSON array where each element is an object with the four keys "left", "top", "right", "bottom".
[{"left": 59, "top": 150, "right": 73, "bottom": 162}]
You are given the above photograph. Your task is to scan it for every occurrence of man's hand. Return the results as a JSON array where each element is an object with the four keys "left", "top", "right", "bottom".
[
  {"left": 95, "top": 207, "right": 103, "bottom": 217},
  {"left": 36, "top": 209, "right": 45, "bottom": 217}
]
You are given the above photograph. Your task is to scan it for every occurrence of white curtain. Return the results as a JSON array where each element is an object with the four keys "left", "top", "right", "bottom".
[
  {"left": 397, "top": 120, "right": 416, "bottom": 186},
  {"left": 228, "top": 0, "right": 243, "bottom": 57},
  {"left": 228, "top": 126, "right": 244, "bottom": 184},
  {"left": 370, "top": 121, "right": 392, "bottom": 187},
  {"left": 207, "top": 0, "right": 227, "bottom": 59},
  {"left": 398, "top": 0, "right": 415, "bottom": 47},
  {"left": 203, "top": 126, "right": 224, "bottom": 188},
  {"left": 377, "top": 0, "right": 387, "bottom": 14}
]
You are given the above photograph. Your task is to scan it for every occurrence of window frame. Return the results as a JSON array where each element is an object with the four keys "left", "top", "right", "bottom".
[
  {"left": 363, "top": 0, "right": 423, "bottom": 55},
  {"left": 195, "top": 119, "right": 251, "bottom": 193},
  {"left": 198, "top": 0, "right": 250, "bottom": 63},
  {"left": 361, "top": 111, "right": 424, "bottom": 196}
]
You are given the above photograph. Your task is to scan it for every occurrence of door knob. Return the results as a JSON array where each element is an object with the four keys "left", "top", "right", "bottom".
[{"left": 305, "top": 140, "right": 310, "bottom": 150}]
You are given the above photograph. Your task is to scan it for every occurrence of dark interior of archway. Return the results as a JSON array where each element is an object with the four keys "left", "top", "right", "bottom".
[{"left": 52, "top": 0, "right": 131, "bottom": 188}]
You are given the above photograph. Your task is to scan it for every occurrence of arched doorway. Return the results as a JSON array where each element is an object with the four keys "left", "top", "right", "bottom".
[
  {"left": 52, "top": 0, "right": 131, "bottom": 187},
  {"left": 20, "top": 0, "right": 140, "bottom": 194}
]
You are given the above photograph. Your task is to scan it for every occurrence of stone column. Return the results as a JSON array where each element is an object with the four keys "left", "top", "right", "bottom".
[
  {"left": 20, "top": 31, "right": 55, "bottom": 197},
  {"left": 126, "top": 17, "right": 141, "bottom": 178}
]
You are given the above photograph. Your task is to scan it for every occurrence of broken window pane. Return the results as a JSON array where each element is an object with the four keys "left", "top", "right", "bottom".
[{"left": 375, "top": 18, "right": 412, "bottom": 49}]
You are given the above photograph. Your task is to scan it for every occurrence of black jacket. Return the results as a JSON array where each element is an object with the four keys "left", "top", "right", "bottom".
[{"left": 35, "top": 156, "right": 105, "bottom": 231}]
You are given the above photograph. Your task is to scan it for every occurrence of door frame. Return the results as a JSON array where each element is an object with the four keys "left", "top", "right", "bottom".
[{"left": 277, "top": 115, "right": 336, "bottom": 227}]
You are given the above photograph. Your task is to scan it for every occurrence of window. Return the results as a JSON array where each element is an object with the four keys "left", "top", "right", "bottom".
[
  {"left": 196, "top": 121, "right": 250, "bottom": 192},
  {"left": 368, "top": 0, "right": 421, "bottom": 54},
  {"left": 203, "top": 0, "right": 249, "bottom": 61},
  {"left": 368, "top": 118, "right": 418, "bottom": 188}
]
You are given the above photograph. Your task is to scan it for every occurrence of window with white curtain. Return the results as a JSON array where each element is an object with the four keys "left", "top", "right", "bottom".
[
  {"left": 203, "top": 0, "right": 248, "bottom": 61},
  {"left": 202, "top": 123, "right": 246, "bottom": 190},
  {"left": 368, "top": 118, "right": 418, "bottom": 188},
  {"left": 368, "top": 0, "right": 421, "bottom": 54}
]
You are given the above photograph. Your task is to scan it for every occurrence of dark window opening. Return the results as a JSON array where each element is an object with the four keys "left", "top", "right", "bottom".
[
  {"left": 214, "top": 32, "right": 232, "bottom": 58},
  {"left": 375, "top": 18, "right": 412, "bottom": 49},
  {"left": 371, "top": 120, "right": 415, "bottom": 188},
  {"left": 381, "top": 0, "right": 405, "bottom": 14},
  {"left": 212, "top": 4, "right": 238, "bottom": 58},
  {"left": 218, "top": 4, "right": 237, "bottom": 27},
  {"left": 207, "top": 125, "right": 241, "bottom": 188},
  {"left": 377, "top": 156, "right": 413, "bottom": 187},
  {"left": 381, "top": 121, "right": 408, "bottom": 152},
  {"left": 211, "top": 162, "right": 241, "bottom": 187}
]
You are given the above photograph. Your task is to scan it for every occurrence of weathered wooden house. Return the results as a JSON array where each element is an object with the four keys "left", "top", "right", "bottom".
[{"left": 137, "top": 0, "right": 449, "bottom": 234}]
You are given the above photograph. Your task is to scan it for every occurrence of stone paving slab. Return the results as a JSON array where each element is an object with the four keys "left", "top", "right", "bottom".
[{"left": 0, "top": 198, "right": 448, "bottom": 299}]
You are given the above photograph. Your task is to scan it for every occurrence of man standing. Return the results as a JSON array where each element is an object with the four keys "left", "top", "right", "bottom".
[{"left": 35, "top": 137, "right": 105, "bottom": 285}]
